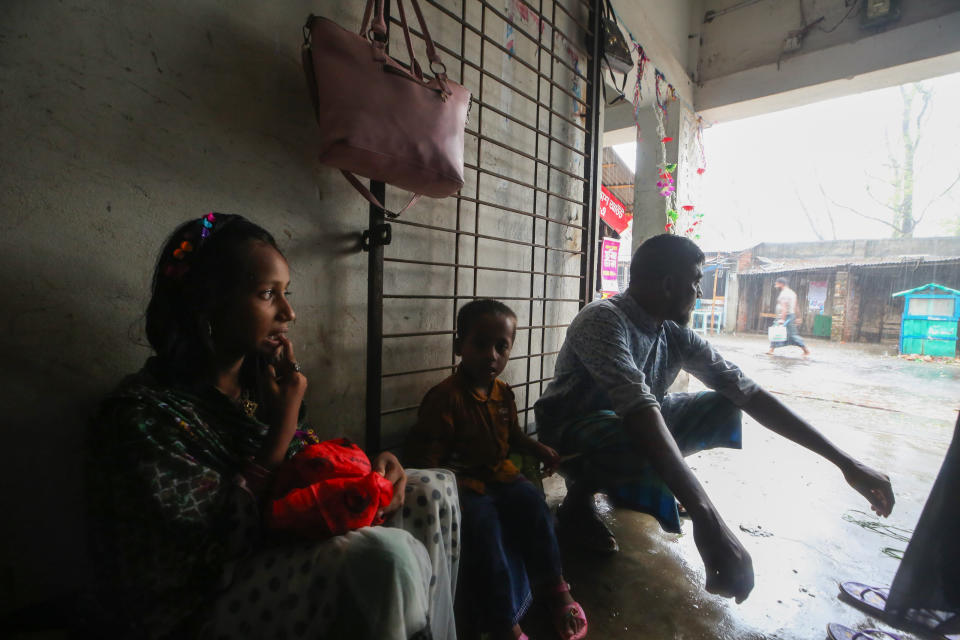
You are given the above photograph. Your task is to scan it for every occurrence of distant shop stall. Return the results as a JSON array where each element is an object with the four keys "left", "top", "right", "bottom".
[{"left": 726, "top": 238, "right": 960, "bottom": 346}]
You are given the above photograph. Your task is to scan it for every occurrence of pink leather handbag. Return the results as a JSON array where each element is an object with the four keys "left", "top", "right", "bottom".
[{"left": 302, "top": 0, "right": 471, "bottom": 217}]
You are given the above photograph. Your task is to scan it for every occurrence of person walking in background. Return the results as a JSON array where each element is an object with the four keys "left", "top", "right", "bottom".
[{"left": 767, "top": 277, "right": 811, "bottom": 356}]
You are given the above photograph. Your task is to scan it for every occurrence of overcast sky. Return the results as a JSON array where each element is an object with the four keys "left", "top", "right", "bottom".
[{"left": 615, "top": 71, "right": 960, "bottom": 252}]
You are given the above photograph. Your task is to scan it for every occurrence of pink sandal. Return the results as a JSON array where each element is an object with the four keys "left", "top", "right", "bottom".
[{"left": 550, "top": 581, "right": 588, "bottom": 640}]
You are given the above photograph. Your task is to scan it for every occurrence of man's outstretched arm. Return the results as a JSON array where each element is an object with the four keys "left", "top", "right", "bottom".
[
  {"left": 741, "top": 388, "right": 894, "bottom": 517},
  {"left": 623, "top": 405, "right": 755, "bottom": 603}
]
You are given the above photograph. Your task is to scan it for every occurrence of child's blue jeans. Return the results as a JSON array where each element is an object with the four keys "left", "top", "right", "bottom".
[{"left": 459, "top": 476, "right": 562, "bottom": 630}]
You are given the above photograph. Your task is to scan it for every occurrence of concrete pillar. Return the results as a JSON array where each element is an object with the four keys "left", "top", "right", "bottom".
[
  {"left": 724, "top": 273, "right": 739, "bottom": 333},
  {"left": 831, "top": 270, "right": 849, "bottom": 342},
  {"left": 631, "top": 101, "right": 680, "bottom": 254},
  {"left": 736, "top": 280, "right": 751, "bottom": 333},
  {"left": 843, "top": 272, "right": 861, "bottom": 343}
]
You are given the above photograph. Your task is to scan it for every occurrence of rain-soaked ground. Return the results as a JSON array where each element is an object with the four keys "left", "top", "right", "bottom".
[{"left": 522, "top": 333, "right": 959, "bottom": 640}]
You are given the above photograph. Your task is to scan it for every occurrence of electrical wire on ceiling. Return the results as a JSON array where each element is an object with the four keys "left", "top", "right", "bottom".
[
  {"left": 703, "top": 0, "right": 768, "bottom": 24},
  {"left": 705, "top": 0, "right": 863, "bottom": 31},
  {"left": 816, "top": 0, "right": 862, "bottom": 33}
]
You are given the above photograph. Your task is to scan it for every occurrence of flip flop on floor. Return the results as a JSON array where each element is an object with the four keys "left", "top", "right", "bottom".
[
  {"left": 826, "top": 623, "right": 904, "bottom": 640},
  {"left": 549, "top": 581, "right": 588, "bottom": 640},
  {"left": 838, "top": 581, "right": 960, "bottom": 640}
]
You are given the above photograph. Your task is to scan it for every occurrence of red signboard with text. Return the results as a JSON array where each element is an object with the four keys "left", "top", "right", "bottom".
[{"left": 599, "top": 185, "right": 632, "bottom": 234}]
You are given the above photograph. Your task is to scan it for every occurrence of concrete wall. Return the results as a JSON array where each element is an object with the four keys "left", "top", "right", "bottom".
[
  {"left": 0, "top": 0, "right": 590, "bottom": 611},
  {"left": 1, "top": 0, "right": 373, "bottom": 610}
]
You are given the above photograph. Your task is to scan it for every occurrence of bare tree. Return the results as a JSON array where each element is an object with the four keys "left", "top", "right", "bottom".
[
  {"left": 795, "top": 178, "right": 839, "bottom": 241},
  {"left": 827, "top": 83, "right": 960, "bottom": 238}
]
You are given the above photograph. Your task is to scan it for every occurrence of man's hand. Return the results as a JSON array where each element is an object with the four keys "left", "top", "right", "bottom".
[
  {"left": 843, "top": 459, "right": 894, "bottom": 517},
  {"left": 533, "top": 442, "right": 561, "bottom": 476},
  {"left": 373, "top": 452, "right": 407, "bottom": 518},
  {"left": 693, "top": 516, "right": 755, "bottom": 603}
]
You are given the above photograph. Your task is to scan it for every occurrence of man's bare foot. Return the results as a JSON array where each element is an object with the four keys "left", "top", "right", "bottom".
[
  {"left": 766, "top": 349, "right": 775, "bottom": 355},
  {"left": 802, "top": 348, "right": 811, "bottom": 357}
]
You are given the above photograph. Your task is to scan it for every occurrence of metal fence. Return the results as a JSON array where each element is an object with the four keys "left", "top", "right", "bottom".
[{"left": 365, "top": 0, "right": 602, "bottom": 451}]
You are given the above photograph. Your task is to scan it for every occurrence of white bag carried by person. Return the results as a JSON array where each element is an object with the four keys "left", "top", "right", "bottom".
[{"left": 768, "top": 323, "right": 787, "bottom": 342}]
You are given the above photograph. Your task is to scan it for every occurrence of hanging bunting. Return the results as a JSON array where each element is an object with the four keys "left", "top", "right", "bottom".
[
  {"left": 657, "top": 166, "right": 675, "bottom": 197},
  {"left": 654, "top": 69, "right": 667, "bottom": 115},
  {"left": 600, "top": 3, "right": 710, "bottom": 240},
  {"left": 632, "top": 43, "right": 650, "bottom": 110},
  {"left": 695, "top": 115, "right": 707, "bottom": 175}
]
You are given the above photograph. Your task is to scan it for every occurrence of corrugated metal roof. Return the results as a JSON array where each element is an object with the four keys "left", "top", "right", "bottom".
[
  {"left": 739, "top": 255, "right": 960, "bottom": 276},
  {"left": 601, "top": 147, "right": 634, "bottom": 216}
]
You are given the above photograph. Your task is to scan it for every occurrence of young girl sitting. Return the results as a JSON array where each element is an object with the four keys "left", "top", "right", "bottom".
[
  {"left": 406, "top": 299, "right": 588, "bottom": 640},
  {"left": 86, "top": 213, "right": 458, "bottom": 639}
]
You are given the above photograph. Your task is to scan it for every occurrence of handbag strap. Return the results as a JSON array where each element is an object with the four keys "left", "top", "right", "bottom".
[
  {"left": 360, "top": 0, "right": 388, "bottom": 40},
  {"left": 393, "top": 0, "right": 452, "bottom": 95},
  {"left": 394, "top": 0, "right": 425, "bottom": 81},
  {"left": 341, "top": 171, "right": 421, "bottom": 219},
  {"left": 359, "top": 0, "right": 448, "bottom": 92},
  {"left": 406, "top": 0, "right": 452, "bottom": 95}
]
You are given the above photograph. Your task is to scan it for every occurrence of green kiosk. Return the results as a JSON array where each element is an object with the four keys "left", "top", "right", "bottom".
[{"left": 892, "top": 283, "right": 960, "bottom": 357}]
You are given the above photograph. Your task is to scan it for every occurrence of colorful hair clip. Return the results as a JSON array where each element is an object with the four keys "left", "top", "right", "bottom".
[
  {"left": 172, "top": 240, "right": 194, "bottom": 260},
  {"left": 200, "top": 212, "right": 216, "bottom": 239},
  {"left": 164, "top": 212, "right": 220, "bottom": 279}
]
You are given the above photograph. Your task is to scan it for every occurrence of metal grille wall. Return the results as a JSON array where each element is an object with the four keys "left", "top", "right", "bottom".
[{"left": 366, "top": 0, "right": 603, "bottom": 451}]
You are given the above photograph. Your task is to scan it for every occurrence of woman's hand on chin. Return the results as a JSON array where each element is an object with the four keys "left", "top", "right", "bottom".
[
  {"left": 263, "top": 334, "right": 307, "bottom": 418},
  {"left": 256, "top": 335, "right": 307, "bottom": 469},
  {"left": 373, "top": 452, "right": 407, "bottom": 518}
]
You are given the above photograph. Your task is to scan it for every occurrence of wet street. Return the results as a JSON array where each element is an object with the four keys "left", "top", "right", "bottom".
[{"left": 539, "top": 333, "right": 959, "bottom": 640}]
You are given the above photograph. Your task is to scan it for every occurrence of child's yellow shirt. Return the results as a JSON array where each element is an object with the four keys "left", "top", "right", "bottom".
[{"left": 406, "top": 369, "right": 524, "bottom": 494}]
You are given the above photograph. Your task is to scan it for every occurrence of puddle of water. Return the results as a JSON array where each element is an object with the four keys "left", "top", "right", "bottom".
[
  {"left": 841, "top": 509, "right": 912, "bottom": 560},
  {"left": 740, "top": 523, "right": 775, "bottom": 538},
  {"left": 841, "top": 509, "right": 912, "bottom": 543},
  {"left": 550, "top": 334, "right": 955, "bottom": 639}
]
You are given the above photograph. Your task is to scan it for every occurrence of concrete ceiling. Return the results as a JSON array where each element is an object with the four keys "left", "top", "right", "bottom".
[{"left": 605, "top": 0, "right": 960, "bottom": 128}]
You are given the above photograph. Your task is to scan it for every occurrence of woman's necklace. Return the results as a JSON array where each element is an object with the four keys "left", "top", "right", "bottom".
[
  {"left": 238, "top": 389, "right": 258, "bottom": 418},
  {"left": 215, "top": 384, "right": 258, "bottom": 418}
]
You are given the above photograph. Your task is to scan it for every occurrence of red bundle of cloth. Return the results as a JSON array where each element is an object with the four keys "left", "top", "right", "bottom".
[{"left": 267, "top": 438, "right": 395, "bottom": 539}]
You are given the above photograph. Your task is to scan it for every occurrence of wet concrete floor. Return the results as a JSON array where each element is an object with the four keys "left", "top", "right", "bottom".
[{"left": 526, "top": 334, "right": 959, "bottom": 640}]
